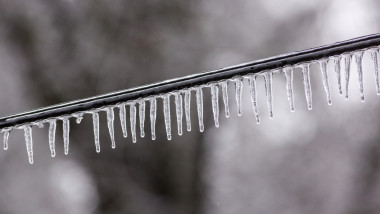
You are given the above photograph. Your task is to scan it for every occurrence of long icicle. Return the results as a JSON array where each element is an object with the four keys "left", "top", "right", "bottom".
[
  {"left": 119, "top": 104, "right": 128, "bottom": 138},
  {"left": 344, "top": 54, "right": 352, "bottom": 100},
  {"left": 23, "top": 125, "right": 33, "bottom": 164},
  {"left": 248, "top": 75, "right": 260, "bottom": 124},
  {"left": 234, "top": 78, "right": 243, "bottom": 116},
  {"left": 220, "top": 81, "right": 230, "bottom": 118},
  {"left": 284, "top": 67, "right": 295, "bottom": 112},
  {"left": 195, "top": 87, "right": 204, "bottom": 132},
  {"left": 301, "top": 64, "right": 312, "bottom": 110},
  {"left": 319, "top": 59, "right": 332, "bottom": 105},
  {"left": 210, "top": 84, "right": 219, "bottom": 127},
  {"left": 48, "top": 120, "right": 56, "bottom": 157},
  {"left": 355, "top": 51, "right": 365, "bottom": 102},
  {"left": 92, "top": 112, "right": 101, "bottom": 153},
  {"left": 129, "top": 102, "right": 137, "bottom": 143},
  {"left": 163, "top": 94, "right": 172, "bottom": 140},
  {"left": 62, "top": 117, "right": 70, "bottom": 155},
  {"left": 333, "top": 56, "right": 343, "bottom": 95},
  {"left": 3, "top": 130, "right": 9, "bottom": 150},
  {"left": 106, "top": 107, "right": 116, "bottom": 149},
  {"left": 264, "top": 72, "right": 274, "bottom": 118},
  {"left": 149, "top": 98, "right": 157, "bottom": 140},
  {"left": 174, "top": 92, "right": 183, "bottom": 135},
  {"left": 138, "top": 100, "right": 146, "bottom": 138},
  {"left": 184, "top": 90, "right": 192, "bottom": 132},
  {"left": 370, "top": 48, "right": 380, "bottom": 95}
]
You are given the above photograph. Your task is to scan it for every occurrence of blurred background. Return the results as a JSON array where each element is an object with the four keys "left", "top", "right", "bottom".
[{"left": 0, "top": 0, "right": 380, "bottom": 213}]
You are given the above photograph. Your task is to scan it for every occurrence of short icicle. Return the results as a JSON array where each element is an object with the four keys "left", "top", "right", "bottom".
[
  {"left": 319, "top": 59, "right": 332, "bottom": 105},
  {"left": 248, "top": 76, "right": 260, "bottom": 124},
  {"left": 163, "top": 94, "right": 172, "bottom": 140},
  {"left": 195, "top": 87, "right": 204, "bottom": 132},
  {"left": 301, "top": 64, "right": 312, "bottom": 110},
  {"left": 333, "top": 56, "right": 343, "bottom": 95},
  {"left": 174, "top": 92, "right": 183, "bottom": 135},
  {"left": 129, "top": 102, "right": 137, "bottom": 143},
  {"left": 92, "top": 112, "right": 101, "bottom": 153},
  {"left": 234, "top": 78, "right": 243, "bottom": 116},
  {"left": 354, "top": 51, "right": 365, "bottom": 102},
  {"left": 210, "top": 84, "right": 219, "bottom": 127},
  {"left": 48, "top": 120, "right": 56, "bottom": 157},
  {"left": 264, "top": 72, "right": 274, "bottom": 118},
  {"left": 149, "top": 98, "right": 157, "bottom": 140},
  {"left": 220, "top": 81, "right": 230, "bottom": 118},
  {"left": 62, "top": 117, "right": 70, "bottom": 155},
  {"left": 75, "top": 113, "right": 84, "bottom": 124},
  {"left": 3, "top": 130, "right": 10, "bottom": 150},
  {"left": 23, "top": 125, "right": 33, "bottom": 164},
  {"left": 106, "top": 107, "right": 116, "bottom": 149},
  {"left": 344, "top": 54, "right": 352, "bottom": 100},
  {"left": 138, "top": 100, "right": 146, "bottom": 138},
  {"left": 284, "top": 67, "right": 295, "bottom": 112},
  {"left": 370, "top": 48, "right": 380, "bottom": 95},
  {"left": 184, "top": 90, "right": 192, "bottom": 132},
  {"left": 119, "top": 104, "right": 128, "bottom": 138}
]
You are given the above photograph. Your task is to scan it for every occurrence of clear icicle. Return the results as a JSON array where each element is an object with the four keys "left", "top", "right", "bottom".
[
  {"left": 75, "top": 113, "right": 84, "bottom": 124},
  {"left": 3, "top": 130, "right": 9, "bottom": 150},
  {"left": 184, "top": 90, "right": 192, "bottom": 132},
  {"left": 334, "top": 56, "right": 343, "bottom": 95},
  {"left": 284, "top": 67, "right": 295, "bottom": 112},
  {"left": 149, "top": 98, "right": 157, "bottom": 140},
  {"left": 92, "top": 113, "right": 100, "bottom": 153},
  {"left": 163, "top": 94, "right": 172, "bottom": 140},
  {"left": 355, "top": 52, "right": 365, "bottom": 102},
  {"left": 344, "top": 54, "right": 352, "bottom": 100},
  {"left": 220, "top": 81, "right": 230, "bottom": 118},
  {"left": 210, "top": 84, "right": 219, "bottom": 127},
  {"left": 319, "top": 59, "right": 332, "bottom": 105},
  {"left": 48, "top": 120, "right": 56, "bottom": 157},
  {"left": 174, "top": 92, "right": 183, "bottom": 135},
  {"left": 106, "top": 107, "right": 116, "bottom": 149},
  {"left": 248, "top": 76, "right": 260, "bottom": 124},
  {"left": 195, "top": 87, "right": 204, "bottom": 132},
  {"left": 119, "top": 104, "right": 128, "bottom": 138},
  {"left": 138, "top": 100, "right": 146, "bottom": 138},
  {"left": 129, "top": 102, "right": 137, "bottom": 143},
  {"left": 234, "top": 78, "right": 243, "bottom": 116},
  {"left": 23, "top": 126, "right": 33, "bottom": 164},
  {"left": 301, "top": 64, "right": 312, "bottom": 110},
  {"left": 62, "top": 117, "right": 70, "bottom": 155},
  {"left": 371, "top": 48, "right": 380, "bottom": 95},
  {"left": 264, "top": 72, "right": 274, "bottom": 118}
]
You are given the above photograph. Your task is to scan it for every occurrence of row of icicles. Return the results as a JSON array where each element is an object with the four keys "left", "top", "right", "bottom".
[{"left": 1, "top": 47, "right": 380, "bottom": 164}]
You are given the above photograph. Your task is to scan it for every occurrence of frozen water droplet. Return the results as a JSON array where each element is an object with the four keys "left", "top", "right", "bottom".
[
  {"left": 319, "top": 59, "right": 332, "bottom": 105},
  {"left": 106, "top": 107, "right": 116, "bottom": 149},
  {"left": 174, "top": 92, "right": 183, "bottom": 135},
  {"left": 149, "top": 98, "right": 157, "bottom": 140},
  {"left": 355, "top": 52, "right": 365, "bottom": 102},
  {"left": 75, "top": 113, "right": 84, "bottom": 124},
  {"left": 129, "top": 102, "right": 137, "bottom": 143},
  {"left": 138, "top": 100, "right": 146, "bottom": 138},
  {"left": 220, "top": 81, "right": 230, "bottom": 118},
  {"left": 92, "top": 112, "right": 100, "bottom": 153},
  {"left": 3, "top": 130, "right": 9, "bottom": 150},
  {"left": 118, "top": 104, "right": 128, "bottom": 138},
  {"left": 248, "top": 75, "right": 260, "bottom": 124},
  {"left": 234, "top": 78, "right": 243, "bottom": 116},
  {"left": 23, "top": 126, "right": 33, "bottom": 164},
  {"left": 344, "top": 54, "right": 352, "bottom": 100},
  {"left": 62, "top": 117, "right": 70, "bottom": 155},
  {"left": 333, "top": 56, "right": 343, "bottom": 95},
  {"left": 48, "top": 120, "right": 56, "bottom": 157},
  {"left": 210, "top": 84, "right": 220, "bottom": 127},
  {"left": 184, "top": 90, "right": 192, "bottom": 132},
  {"left": 370, "top": 48, "right": 380, "bottom": 95},
  {"left": 264, "top": 72, "right": 274, "bottom": 118},
  {"left": 301, "top": 64, "right": 312, "bottom": 110},
  {"left": 284, "top": 67, "right": 295, "bottom": 112},
  {"left": 195, "top": 87, "right": 204, "bottom": 132},
  {"left": 163, "top": 94, "right": 172, "bottom": 140}
]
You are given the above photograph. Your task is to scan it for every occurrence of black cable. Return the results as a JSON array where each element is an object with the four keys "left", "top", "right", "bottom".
[{"left": 1, "top": 34, "right": 380, "bottom": 129}]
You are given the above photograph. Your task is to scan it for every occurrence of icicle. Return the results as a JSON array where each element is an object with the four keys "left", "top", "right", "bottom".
[
  {"left": 3, "top": 130, "right": 9, "bottom": 150},
  {"left": 354, "top": 52, "right": 365, "bottom": 102},
  {"left": 284, "top": 67, "right": 295, "bottom": 112},
  {"left": 48, "top": 120, "right": 56, "bottom": 157},
  {"left": 92, "top": 112, "right": 100, "bottom": 153},
  {"left": 184, "top": 90, "right": 192, "bottom": 132},
  {"left": 344, "top": 54, "right": 352, "bottom": 100},
  {"left": 36, "top": 122, "right": 44, "bottom": 128},
  {"left": 174, "top": 92, "right": 183, "bottom": 135},
  {"left": 220, "top": 81, "right": 230, "bottom": 118},
  {"left": 106, "top": 107, "right": 116, "bottom": 149},
  {"left": 195, "top": 87, "right": 204, "bottom": 132},
  {"left": 62, "top": 117, "right": 70, "bottom": 155},
  {"left": 210, "top": 84, "right": 219, "bottom": 127},
  {"left": 129, "top": 102, "right": 137, "bottom": 143},
  {"left": 319, "top": 59, "right": 332, "bottom": 105},
  {"left": 301, "top": 64, "right": 312, "bottom": 110},
  {"left": 163, "top": 94, "right": 172, "bottom": 140},
  {"left": 370, "top": 48, "right": 380, "bottom": 95},
  {"left": 333, "top": 56, "right": 343, "bottom": 95},
  {"left": 75, "top": 113, "right": 84, "bottom": 124},
  {"left": 149, "top": 98, "right": 157, "bottom": 140},
  {"left": 138, "top": 100, "right": 146, "bottom": 138},
  {"left": 118, "top": 104, "right": 128, "bottom": 138},
  {"left": 264, "top": 72, "right": 273, "bottom": 118},
  {"left": 248, "top": 76, "right": 260, "bottom": 124},
  {"left": 234, "top": 78, "right": 243, "bottom": 116},
  {"left": 23, "top": 126, "right": 33, "bottom": 164}
]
